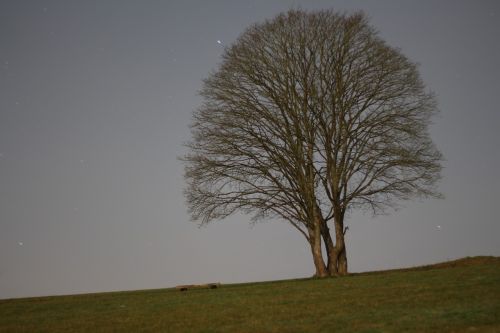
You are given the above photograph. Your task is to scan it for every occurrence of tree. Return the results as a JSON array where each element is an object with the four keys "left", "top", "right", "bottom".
[{"left": 183, "top": 9, "right": 442, "bottom": 277}]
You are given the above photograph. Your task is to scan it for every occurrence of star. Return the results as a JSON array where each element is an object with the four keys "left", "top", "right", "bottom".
[{"left": 18, "top": 242, "right": 23, "bottom": 246}]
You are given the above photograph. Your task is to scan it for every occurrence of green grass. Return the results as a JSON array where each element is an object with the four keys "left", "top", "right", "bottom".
[{"left": 1, "top": 256, "right": 499, "bottom": 332}]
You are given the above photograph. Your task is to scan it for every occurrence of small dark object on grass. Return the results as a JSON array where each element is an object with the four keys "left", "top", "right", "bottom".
[{"left": 176, "top": 283, "right": 221, "bottom": 291}]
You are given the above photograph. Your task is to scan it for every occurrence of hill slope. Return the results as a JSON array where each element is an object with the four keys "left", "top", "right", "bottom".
[{"left": 1, "top": 256, "right": 499, "bottom": 332}]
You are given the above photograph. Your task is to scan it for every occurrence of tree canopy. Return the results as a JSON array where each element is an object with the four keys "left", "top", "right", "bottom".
[{"left": 183, "top": 9, "right": 442, "bottom": 276}]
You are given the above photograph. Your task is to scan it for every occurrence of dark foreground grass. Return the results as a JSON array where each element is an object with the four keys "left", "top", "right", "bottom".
[{"left": 1, "top": 256, "right": 499, "bottom": 332}]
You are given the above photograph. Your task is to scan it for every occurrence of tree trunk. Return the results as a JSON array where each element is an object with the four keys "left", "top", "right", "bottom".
[
  {"left": 332, "top": 214, "right": 348, "bottom": 276},
  {"left": 308, "top": 225, "right": 328, "bottom": 277},
  {"left": 322, "top": 222, "right": 348, "bottom": 276},
  {"left": 338, "top": 246, "right": 348, "bottom": 275},
  {"left": 321, "top": 207, "right": 348, "bottom": 276},
  {"left": 320, "top": 220, "right": 338, "bottom": 276}
]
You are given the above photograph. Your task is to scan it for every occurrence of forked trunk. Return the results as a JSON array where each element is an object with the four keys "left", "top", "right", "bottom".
[
  {"left": 321, "top": 225, "right": 348, "bottom": 276},
  {"left": 321, "top": 207, "right": 349, "bottom": 276}
]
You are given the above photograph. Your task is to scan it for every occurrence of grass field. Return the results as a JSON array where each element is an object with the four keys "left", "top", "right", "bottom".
[{"left": 1, "top": 256, "right": 499, "bottom": 332}]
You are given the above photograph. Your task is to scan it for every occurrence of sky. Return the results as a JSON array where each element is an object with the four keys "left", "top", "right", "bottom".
[{"left": 1, "top": 0, "right": 499, "bottom": 299}]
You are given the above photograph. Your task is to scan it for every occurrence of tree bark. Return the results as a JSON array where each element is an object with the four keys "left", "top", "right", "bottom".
[
  {"left": 308, "top": 225, "right": 328, "bottom": 277},
  {"left": 338, "top": 246, "right": 348, "bottom": 275},
  {"left": 321, "top": 222, "right": 348, "bottom": 276},
  {"left": 318, "top": 200, "right": 349, "bottom": 276},
  {"left": 320, "top": 220, "right": 338, "bottom": 276},
  {"left": 332, "top": 214, "right": 348, "bottom": 276}
]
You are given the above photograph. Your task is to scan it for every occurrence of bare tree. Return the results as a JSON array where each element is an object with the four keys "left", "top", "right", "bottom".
[{"left": 183, "top": 9, "right": 442, "bottom": 277}]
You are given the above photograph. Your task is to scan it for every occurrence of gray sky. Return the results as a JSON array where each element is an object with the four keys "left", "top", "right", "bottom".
[{"left": 1, "top": 0, "right": 499, "bottom": 299}]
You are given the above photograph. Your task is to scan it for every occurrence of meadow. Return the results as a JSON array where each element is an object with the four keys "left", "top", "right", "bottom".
[{"left": 1, "top": 256, "right": 499, "bottom": 332}]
